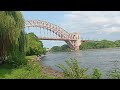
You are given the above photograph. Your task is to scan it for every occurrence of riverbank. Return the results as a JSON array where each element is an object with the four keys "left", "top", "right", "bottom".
[
  {"left": 41, "top": 65, "right": 64, "bottom": 78},
  {"left": 23, "top": 55, "right": 64, "bottom": 78},
  {"left": 37, "top": 56, "right": 64, "bottom": 78},
  {"left": 0, "top": 56, "right": 64, "bottom": 79}
]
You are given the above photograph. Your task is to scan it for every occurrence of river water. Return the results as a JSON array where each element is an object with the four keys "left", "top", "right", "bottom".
[{"left": 41, "top": 48, "right": 120, "bottom": 78}]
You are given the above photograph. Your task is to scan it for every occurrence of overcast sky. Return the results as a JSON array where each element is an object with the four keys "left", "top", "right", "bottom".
[{"left": 22, "top": 11, "right": 120, "bottom": 48}]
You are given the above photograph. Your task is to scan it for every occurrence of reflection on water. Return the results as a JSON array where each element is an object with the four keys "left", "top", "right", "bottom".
[{"left": 41, "top": 48, "right": 120, "bottom": 78}]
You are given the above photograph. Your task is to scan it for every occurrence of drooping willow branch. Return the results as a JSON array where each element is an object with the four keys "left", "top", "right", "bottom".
[{"left": 0, "top": 11, "right": 26, "bottom": 63}]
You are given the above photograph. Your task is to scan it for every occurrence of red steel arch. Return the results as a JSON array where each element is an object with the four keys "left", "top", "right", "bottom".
[{"left": 24, "top": 20, "right": 81, "bottom": 51}]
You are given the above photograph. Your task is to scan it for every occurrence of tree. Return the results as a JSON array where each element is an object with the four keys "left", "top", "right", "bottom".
[
  {"left": 95, "top": 40, "right": 115, "bottom": 48},
  {"left": 26, "top": 33, "right": 46, "bottom": 56},
  {"left": 51, "top": 46, "right": 61, "bottom": 52},
  {"left": 80, "top": 40, "right": 116, "bottom": 50},
  {"left": 61, "top": 44, "right": 70, "bottom": 51},
  {"left": 80, "top": 42, "right": 97, "bottom": 50},
  {"left": 51, "top": 44, "right": 71, "bottom": 52},
  {"left": 0, "top": 11, "right": 26, "bottom": 64},
  {"left": 115, "top": 40, "right": 120, "bottom": 47}
]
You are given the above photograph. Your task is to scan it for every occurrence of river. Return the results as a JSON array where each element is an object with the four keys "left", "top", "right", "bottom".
[{"left": 41, "top": 48, "right": 120, "bottom": 78}]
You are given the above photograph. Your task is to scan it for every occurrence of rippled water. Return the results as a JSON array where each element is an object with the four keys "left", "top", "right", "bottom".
[{"left": 41, "top": 48, "right": 120, "bottom": 78}]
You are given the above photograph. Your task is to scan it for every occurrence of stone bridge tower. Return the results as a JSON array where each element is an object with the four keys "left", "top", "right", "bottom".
[
  {"left": 67, "top": 32, "right": 81, "bottom": 51},
  {"left": 73, "top": 32, "right": 81, "bottom": 51}
]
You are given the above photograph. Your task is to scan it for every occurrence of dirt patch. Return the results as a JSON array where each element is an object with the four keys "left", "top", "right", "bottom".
[{"left": 41, "top": 65, "right": 64, "bottom": 79}]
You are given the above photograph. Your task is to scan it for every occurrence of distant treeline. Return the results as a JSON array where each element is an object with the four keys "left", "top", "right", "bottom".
[
  {"left": 80, "top": 40, "right": 120, "bottom": 50},
  {"left": 51, "top": 40, "right": 120, "bottom": 52},
  {"left": 51, "top": 45, "right": 71, "bottom": 52}
]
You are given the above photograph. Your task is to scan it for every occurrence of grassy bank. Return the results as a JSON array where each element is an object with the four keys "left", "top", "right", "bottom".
[{"left": 0, "top": 56, "right": 60, "bottom": 79}]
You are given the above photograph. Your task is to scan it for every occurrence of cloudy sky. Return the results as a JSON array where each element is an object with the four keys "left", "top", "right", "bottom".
[{"left": 22, "top": 11, "right": 120, "bottom": 48}]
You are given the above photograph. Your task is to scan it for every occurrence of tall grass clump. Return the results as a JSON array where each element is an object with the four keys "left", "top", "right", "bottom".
[{"left": 0, "top": 11, "right": 26, "bottom": 67}]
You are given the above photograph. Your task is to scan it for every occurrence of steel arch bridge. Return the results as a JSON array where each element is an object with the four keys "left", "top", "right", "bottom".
[{"left": 25, "top": 20, "right": 81, "bottom": 51}]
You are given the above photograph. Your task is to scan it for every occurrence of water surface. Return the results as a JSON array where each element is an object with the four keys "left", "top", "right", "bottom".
[{"left": 41, "top": 48, "right": 120, "bottom": 78}]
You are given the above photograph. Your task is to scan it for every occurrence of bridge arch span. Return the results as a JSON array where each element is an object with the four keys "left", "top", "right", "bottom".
[
  {"left": 25, "top": 20, "right": 71, "bottom": 39},
  {"left": 24, "top": 20, "right": 81, "bottom": 51}
]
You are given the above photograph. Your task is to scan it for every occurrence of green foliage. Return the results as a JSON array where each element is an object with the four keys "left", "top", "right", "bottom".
[
  {"left": 2, "top": 64, "right": 41, "bottom": 79},
  {"left": 95, "top": 40, "right": 116, "bottom": 48},
  {"left": 108, "top": 61, "right": 120, "bottom": 79},
  {"left": 26, "top": 33, "right": 46, "bottom": 56},
  {"left": 57, "top": 59, "right": 88, "bottom": 79},
  {"left": 51, "top": 46, "right": 62, "bottom": 52},
  {"left": 114, "top": 40, "right": 120, "bottom": 47},
  {"left": 80, "top": 42, "right": 97, "bottom": 50},
  {"left": 0, "top": 56, "right": 55, "bottom": 79},
  {"left": 7, "top": 50, "right": 27, "bottom": 68},
  {"left": 108, "top": 70, "right": 120, "bottom": 79},
  {"left": 0, "top": 11, "right": 26, "bottom": 65},
  {"left": 80, "top": 40, "right": 117, "bottom": 50},
  {"left": 51, "top": 44, "right": 71, "bottom": 52},
  {"left": 91, "top": 68, "right": 102, "bottom": 79},
  {"left": 57, "top": 58, "right": 103, "bottom": 79},
  {"left": 51, "top": 39, "right": 120, "bottom": 52}
]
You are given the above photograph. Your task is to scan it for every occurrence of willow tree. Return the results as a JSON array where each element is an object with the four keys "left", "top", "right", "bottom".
[{"left": 0, "top": 11, "right": 26, "bottom": 64}]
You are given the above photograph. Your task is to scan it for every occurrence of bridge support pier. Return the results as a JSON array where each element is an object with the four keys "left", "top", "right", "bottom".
[
  {"left": 67, "top": 32, "right": 81, "bottom": 51},
  {"left": 74, "top": 39, "right": 81, "bottom": 51},
  {"left": 74, "top": 46, "right": 80, "bottom": 51}
]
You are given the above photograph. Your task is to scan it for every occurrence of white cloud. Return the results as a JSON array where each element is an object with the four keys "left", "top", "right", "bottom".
[
  {"left": 89, "top": 17, "right": 109, "bottom": 23},
  {"left": 97, "top": 27, "right": 120, "bottom": 34},
  {"left": 103, "top": 24, "right": 110, "bottom": 27},
  {"left": 62, "top": 11, "right": 120, "bottom": 40}
]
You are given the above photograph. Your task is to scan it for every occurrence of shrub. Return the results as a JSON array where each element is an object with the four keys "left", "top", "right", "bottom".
[
  {"left": 57, "top": 58, "right": 88, "bottom": 79},
  {"left": 6, "top": 50, "right": 27, "bottom": 68},
  {"left": 91, "top": 68, "right": 102, "bottom": 79},
  {"left": 107, "top": 69, "right": 120, "bottom": 79}
]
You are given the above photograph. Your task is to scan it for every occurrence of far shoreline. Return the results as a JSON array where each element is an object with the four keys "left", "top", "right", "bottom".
[{"left": 49, "top": 47, "right": 120, "bottom": 53}]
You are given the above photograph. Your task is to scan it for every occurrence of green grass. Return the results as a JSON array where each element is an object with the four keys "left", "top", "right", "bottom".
[
  {"left": 0, "top": 64, "right": 13, "bottom": 78},
  {"left": 0, "top": 56, "right": 55, "bottom": 79}
]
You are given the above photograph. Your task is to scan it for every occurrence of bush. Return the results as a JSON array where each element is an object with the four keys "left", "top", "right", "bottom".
[
  {"left": 6, "top": 50, "right": 27, "bottom": 68},
  {"left": 57, "top": 59, "right": 88, "bottom": 79},
  {"left": 107, "top": 69, "right": 120, "bottom": 79},
  {"left": 91, "top": 68, "right": 102, "bottom": 79}
]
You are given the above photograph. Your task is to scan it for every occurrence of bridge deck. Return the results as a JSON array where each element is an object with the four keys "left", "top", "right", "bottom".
[
  {"left": 38, "top": 38, "right": 76, "bottom": 41},
  {"left": 38, "top": 37, "right": 90, "bottom": 42}
]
